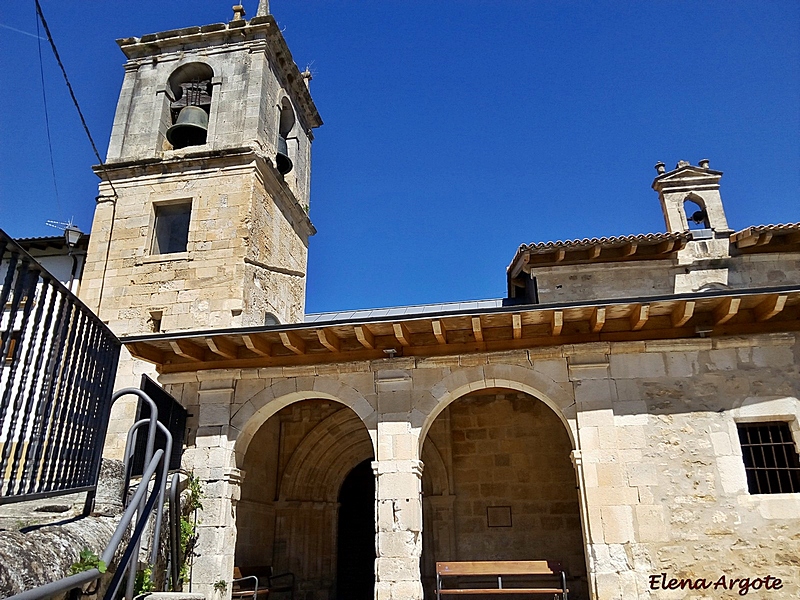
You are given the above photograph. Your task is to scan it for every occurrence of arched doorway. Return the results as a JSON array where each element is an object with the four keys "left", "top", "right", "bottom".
[
  {"left": 235, "top": 399, "right": 374, "bottom": 600},
  {"left": 336, "top": 459, "right": 376, "bottom": 599},
  {"left": 421, "top": 389, "right": 588, "bottom": 599}
]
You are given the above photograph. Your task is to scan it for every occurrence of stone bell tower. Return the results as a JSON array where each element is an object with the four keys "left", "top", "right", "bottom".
[
  {"left": 652, "top": 159, "right": 733, "bottom": 293},
  {"left": 80, "top": 2, "right": 322, "bottom": 336}
]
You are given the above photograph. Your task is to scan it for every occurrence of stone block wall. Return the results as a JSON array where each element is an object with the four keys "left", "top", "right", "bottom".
[{"left": 152, "top": 332, "right": 800, "bottom": 599}]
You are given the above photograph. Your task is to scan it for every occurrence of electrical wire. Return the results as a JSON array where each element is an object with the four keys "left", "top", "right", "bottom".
[
  {"left": 34, "top": 0, "right": 118, "bottom": 199},
  {"left": 35, "top": 6, "right": 61, "bottom": 214}
]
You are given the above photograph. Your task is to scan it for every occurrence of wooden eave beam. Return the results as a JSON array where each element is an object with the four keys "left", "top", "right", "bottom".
[
  {"left": 622, "top": 242, "right": 638, "bottom": 257},
  {"left": 755, "top": 232, "right": 773, "bottom": 246},
  {"left": 242, "top": 333, "right": 271, "bottom": 356},
  {"left": 471, "top": 317, "right": 483, "bottom": 342},
  {"left": 512, "top": 314, "right": 522, "bottom": 339},
  {"left": 754, "top": 294, "right": 787, "bottom": 322},
  {"left": 551, "top": 311, "right": 563, "bottom": 336},
  {"left": 316, "top": 328, "right": 341, "bottom": 352},
  {"left": 590, "top": 307, "right": 606, "bottom": 333},
  {"left": 354, "top": 325, "right": 376, "bottom": 349},
  {"left": 671, "top": 300, "right": 695, "bottom": 328},
  {"left": 206, "top": 336, "right": 239, "bottom": 360},
  {"left": 629, "top": 304, "right": 650, "bottom": 331},
  {"left": 432, "top": 320, "right": 447, "bottom": 345},
  {"left": 713, "top": 297, "right": 741, "bottom": 325},
  {"left": 655, "top": 239, "right": 675, "bottom": 254},
  {"left": 393, "top": 323, "right": 412, "bottom": 347},
  {"left": 170, "top": 339, "right": 205, "bottom": 362},
  {"left": 127, "top": 342, "right": 165, "bottom": 365},
  {"left": 279, "top": 331, "right": 306, "bottom": 355}
]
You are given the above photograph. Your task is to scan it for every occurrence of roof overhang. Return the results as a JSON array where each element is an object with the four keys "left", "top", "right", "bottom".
[{"left": 122, "top": 286, "right": 800, "bottom": 374}]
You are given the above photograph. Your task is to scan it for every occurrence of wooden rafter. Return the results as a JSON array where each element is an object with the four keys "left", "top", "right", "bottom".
[
  {"left": 713, "top": 297, "right": 741, "bottom": 325},
  {"left": 206, "top": 336, "right": 238, "bottom": 360},
  {"left": 512, "top": 314, "right": 522, "bottom": 339},
  {"left": 590, "top": 307, "right": 606, "bottom": 333},
  {"left": 432, "top": 320, "right": 447, "bottom": 345},
  {"left": 242, "top": 333, "right": 271, "bottom": 356},
  {"left": 554, "top": 249, "right": 566, "bottom": 262},
  {"left": 671, "top": 301, "right": 695, "bottom": 328},
  {"left": 128, "top": 342, "right": 164, "bottom": 364},
  {"left": 393, "top": 323, "right": 412, "bottom": 347},
  {"left": 280, "top": 331, "right": 306, "bottom": 354},
  {"left": 754, "top": 294, "right": 787, "bottom": 322},
  {"left": 170, "top": 339, "right": 205, "bottom": 361},
  {"left": 471, "top": 317, "right": 483, "bottom": 342},
  {"left": 354, "top": 325, "right": 375, "bottom": 349},
  {"left": 317, "top": 328, "right": 341, "bottom": 352},
  {"left": 588, "top": 245, "right": 601, "bottom": 259},
  {"left": 630, "top": 304, "right": 650, "bottom": 331},
  {"left": 551, "top": 311, "right": 563, "bottom": 336},
  {"left": 622, "top": 242, "right": 638, "bottom": 257}
]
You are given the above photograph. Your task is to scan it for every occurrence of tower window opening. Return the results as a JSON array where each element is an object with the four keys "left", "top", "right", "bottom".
[
  {"left": 276, "top": 98, "right": 295, "bottom": 175},
  {"left": 684, "top": 197, "right": 709, "bottom": 230},
  {"left": 152, "top": 201, "right": 192, "bottom": 255},
  {"left": 165, "top": 62, "right": 214, "bottom": 150}
]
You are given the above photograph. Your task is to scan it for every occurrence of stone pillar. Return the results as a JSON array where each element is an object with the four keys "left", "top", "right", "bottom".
[
  {"left": 188, "top": 382, "right": 239, "bottom": 598},
  {"left": 374, "top": 455, "right": 424, "bottom": 600}
]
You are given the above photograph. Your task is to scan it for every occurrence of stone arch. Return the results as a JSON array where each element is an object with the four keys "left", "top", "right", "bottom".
[
  {"left": 417, "top": 363, "right": 576, "bottom": 452},
  {"left": 232, "top": 378, "right": 376, "bottom": 468},
  {"left": 279, "top": 408, "right": 374, "bottom": 502},
  {"left": 421, "top": 438, "right": 450, "bottom": 497}
]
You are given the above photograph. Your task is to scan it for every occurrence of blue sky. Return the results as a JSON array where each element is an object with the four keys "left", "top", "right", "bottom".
[{"left": 1, "top": 1, "right": 798, "bottom": 313}]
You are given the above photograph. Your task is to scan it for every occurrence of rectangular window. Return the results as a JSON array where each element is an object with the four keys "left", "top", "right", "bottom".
[
  {"left": 737, "top": 422, "right": 800, "bottom": 494},
  {"left": 152, "top": 202, "right": 191, "bottom": 255}
]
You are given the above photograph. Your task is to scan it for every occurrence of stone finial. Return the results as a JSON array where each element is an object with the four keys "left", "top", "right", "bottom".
[
  {"left": 676, "top": 160, "right": 690, "bottom": 169},
  {"left": 655, "top": 161, "right": 666, "bottom": 175},
  {"left": 698, "top": 158, "right": 710, "bottom": 169},
  {"left": 232, "top": 4, "right": 246, "bottom": 20},
  {"left": 257, "top": 0, "right": 270, "bottom": 16},
  {"left": 301, "top": 68, "right": 313, "bottom": 89}
]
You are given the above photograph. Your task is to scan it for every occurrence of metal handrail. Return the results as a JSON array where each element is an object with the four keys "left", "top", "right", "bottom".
[
  {"left": 6, "top": 448, "right": 165, "bottom": 600},
  {"left": 5, "top": 387, "right": 177, "bottom": 600}
]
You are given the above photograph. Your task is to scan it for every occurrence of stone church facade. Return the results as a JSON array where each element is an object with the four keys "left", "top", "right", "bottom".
[{"left": 76, "top": 4, "right": 800, "bottom": 600}]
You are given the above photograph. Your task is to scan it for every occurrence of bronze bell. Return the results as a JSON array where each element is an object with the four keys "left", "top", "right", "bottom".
[
  {"left": 276, "top": 136, "right": 293, "bottom": 175},
  {"left": 166, "top": 106, "right": 209, "bottom": 149}
]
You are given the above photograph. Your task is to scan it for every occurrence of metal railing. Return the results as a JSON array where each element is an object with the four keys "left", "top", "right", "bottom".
[
  {"left": 0, "top": 229, "right": 121, "bottom": 506},
  {"left": 7, "top": 388, "right": 180, "bottom": 600}
]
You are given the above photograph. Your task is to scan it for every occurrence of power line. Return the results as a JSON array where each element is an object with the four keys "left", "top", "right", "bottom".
[
  {"left": 35, "top": 6, "right": 61, "bottom": 214},
  {"left": 34, "top": 0, "right": 118, "bottom": 199}
]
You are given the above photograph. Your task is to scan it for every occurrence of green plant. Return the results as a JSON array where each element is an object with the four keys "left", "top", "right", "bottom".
[
  {"left": 178, "top": 473, "right": 204, "bottom": 586},
  {"left": 69, "top": 548, "right": 107, "bottom": 575},
  {"left": 134, "top": 566, "right": 155, "bottom": 595},
  {"left": 213, "top": 579, "right": 227, "bottom": 593}
]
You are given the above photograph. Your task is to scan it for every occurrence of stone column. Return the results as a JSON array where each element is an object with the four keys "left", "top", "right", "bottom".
[
  {"left": 373, "top": 454, "right": 424, "bottom": 600},
  {"left": 188, "top": 383, "right": 239, "bottom": 598}
]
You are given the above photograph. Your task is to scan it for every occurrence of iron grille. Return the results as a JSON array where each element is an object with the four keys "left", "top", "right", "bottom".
[
  {"left": 737, "top": 421, "right": 800, "bottom": 494},
  {"left": 0, "top": 229, "right": 121, "bottom": 504}
]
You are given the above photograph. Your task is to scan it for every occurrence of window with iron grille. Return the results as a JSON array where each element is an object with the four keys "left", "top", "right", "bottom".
[{"left": 737, "top": 422, "right": 800, "bottom": 494}]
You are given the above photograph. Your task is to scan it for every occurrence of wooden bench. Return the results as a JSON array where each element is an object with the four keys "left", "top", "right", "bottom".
[
  {"left": 232, "top": 566, "right": 295, "bottom": 600},
  {"left": 436, "top": 561, "right": 568, "bottom": 599}
]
